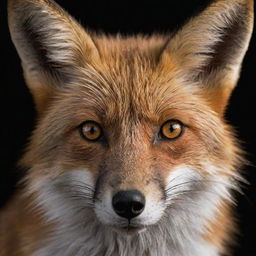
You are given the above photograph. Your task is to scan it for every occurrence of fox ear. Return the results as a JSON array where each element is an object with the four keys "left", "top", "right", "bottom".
[
  {"left": 8, "top": 0, "right": 100, "bottom": 112},
  {"left": 160, "top": 0, "right": 254, "bottom": 114}
]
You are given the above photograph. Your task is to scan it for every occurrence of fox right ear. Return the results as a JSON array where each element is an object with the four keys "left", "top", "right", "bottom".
[
  {"left": 160, "top": 0, "right": 254, "bottom": 115},
  {"left": 8, "top": 0, "right": 100, "bottom": 112}
]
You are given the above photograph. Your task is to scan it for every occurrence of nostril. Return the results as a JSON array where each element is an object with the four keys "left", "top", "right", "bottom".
[
  {"left": 113, "top": 201, "right": 126, "bottom": 214},
  {"left": 112, "top": 190, "right": 145, "bottom": 220},
  {"left": 131, "top": 201, "right": 144, "bottom": 214}
]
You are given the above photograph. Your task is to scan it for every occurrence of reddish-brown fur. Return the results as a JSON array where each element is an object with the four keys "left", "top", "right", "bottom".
[{"left": 1, "top": 0, "right": 254, "bottom": 255}]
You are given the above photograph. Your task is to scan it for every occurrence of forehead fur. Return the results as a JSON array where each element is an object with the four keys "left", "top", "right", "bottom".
[{"left": 56, "top": 35, "right": 202, "bottom": 125}]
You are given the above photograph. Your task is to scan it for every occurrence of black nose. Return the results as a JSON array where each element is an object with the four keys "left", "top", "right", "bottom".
[{"left": 112, "top": 190, "right": 145, "bottom": 220}]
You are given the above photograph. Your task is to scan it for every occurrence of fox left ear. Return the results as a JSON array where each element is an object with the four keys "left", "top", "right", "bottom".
[
  {"left": 160, "top": 0, "right": 254, "bottom": 114},
  {"left": 8, "top": 0, "right": 100, "bottom": 112}
]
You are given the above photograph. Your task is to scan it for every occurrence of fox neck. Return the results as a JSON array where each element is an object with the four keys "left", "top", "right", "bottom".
[{"left": 33, "top": 211, "right": 220, "bottom": 256}]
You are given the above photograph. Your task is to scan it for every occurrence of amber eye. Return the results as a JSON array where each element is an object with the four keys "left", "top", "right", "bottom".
[
  {"left": 160, "top": 119, "right": 184, "bottom": 140},
  {"left": 79, "top": 121, "right": 103, "bottom": 141}
]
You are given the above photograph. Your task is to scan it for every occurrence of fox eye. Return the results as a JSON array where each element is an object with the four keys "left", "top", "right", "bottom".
[
  {"left": 160, "top": 120, "right": 184, "bottom": 140},
  {"left": 79, "top": 121, "right": 103, "bottom": 141}
]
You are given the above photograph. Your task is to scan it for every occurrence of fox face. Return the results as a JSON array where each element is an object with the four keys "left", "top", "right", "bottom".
[{"left": 7, "top": 0, "right": 253, "bottom": 255}]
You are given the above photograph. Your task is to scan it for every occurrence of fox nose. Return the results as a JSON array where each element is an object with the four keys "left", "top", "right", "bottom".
[{"left": 112, "top": 190, "right": 145, "bottom": 220}]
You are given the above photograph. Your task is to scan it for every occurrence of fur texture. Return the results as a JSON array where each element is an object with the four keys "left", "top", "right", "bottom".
[{"left": 0, "top": 0, "right": 254, "bottom": 255}]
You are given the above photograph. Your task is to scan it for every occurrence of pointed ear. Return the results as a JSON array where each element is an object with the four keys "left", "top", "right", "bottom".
[
  {"left": 8, "top": 0, "right": 100, "bottom": 112},
  {"left": 160, "top": 0, "right": 254, "bottom": 114}
]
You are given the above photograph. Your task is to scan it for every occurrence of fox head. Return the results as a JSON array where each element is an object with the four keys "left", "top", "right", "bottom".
[{"left": 8, "top": 0, "right": 253, "bottom": 255}]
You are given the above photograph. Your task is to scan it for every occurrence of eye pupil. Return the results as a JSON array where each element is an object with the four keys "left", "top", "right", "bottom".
[
  {"left": 169, "top": 124, "right": 179, "bottom": 132},
  {"left": 169, "top": 125, "right": 175, "bottom": 132},
  {"left": 89, "top": 127, "right": 96, "bottom": 134}
]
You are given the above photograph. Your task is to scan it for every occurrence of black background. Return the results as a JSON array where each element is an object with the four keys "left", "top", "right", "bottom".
[{"left": 0, "top": 0, "right": 255, "bottom": 255}]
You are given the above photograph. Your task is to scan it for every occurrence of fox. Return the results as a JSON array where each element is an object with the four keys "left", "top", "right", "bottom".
[{"left": 0, "top": 0, "right": 254, "bottom": 255}]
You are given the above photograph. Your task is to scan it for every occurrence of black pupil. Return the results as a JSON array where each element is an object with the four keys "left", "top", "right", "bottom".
[
  {"left": 88, "top": 125, "right": 97, "bottom": 134},
  {"left": 169, "top": 123, "right": 178, "bottom": 132}
]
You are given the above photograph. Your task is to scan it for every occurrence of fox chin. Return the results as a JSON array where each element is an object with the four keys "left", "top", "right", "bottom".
[{"left": 1, "top": 0, "right": 254, "bottom": 255}]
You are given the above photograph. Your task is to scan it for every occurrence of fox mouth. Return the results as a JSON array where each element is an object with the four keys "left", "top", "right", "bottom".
[{"left": 112, "top": 223, "right": 147, "bottom": 235}]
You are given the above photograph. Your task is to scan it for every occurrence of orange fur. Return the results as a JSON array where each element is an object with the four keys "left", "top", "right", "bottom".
[{"left": 1, "top": 0, "right": 254, "bottom": 255}]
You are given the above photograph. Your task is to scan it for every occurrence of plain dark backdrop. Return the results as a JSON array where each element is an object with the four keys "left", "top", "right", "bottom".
[{"left": 0, "top": 0, "right": 255, "bottom": 255}]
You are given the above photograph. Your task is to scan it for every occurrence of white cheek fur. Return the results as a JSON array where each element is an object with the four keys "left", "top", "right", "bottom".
[
  {"left": 29, "top": 165, "right": 236, "bottom": 256},
  {"left": 28, "top": 170, "right": 95, "bottom": 224},
  {"left": 164, "top": 164, "right": 235, "bottom": 246}
]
